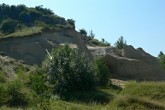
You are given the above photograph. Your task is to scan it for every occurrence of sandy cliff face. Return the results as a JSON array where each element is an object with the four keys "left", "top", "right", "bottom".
[
  {"left": 0, "top": 29, "right": 90, "bottom": 65},
  {"left": 0, "top": 30, "right": 164, "bottom": 81},
  {"left": 88, "top": 45, "right": 165, "bottom": 81}
]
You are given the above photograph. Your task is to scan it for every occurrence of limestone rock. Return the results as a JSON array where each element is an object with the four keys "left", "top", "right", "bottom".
[{"left": 88, "top": 45, "right": 165, "bottom": 81}]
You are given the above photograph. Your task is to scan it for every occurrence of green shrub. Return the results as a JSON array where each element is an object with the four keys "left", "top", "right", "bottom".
[
  {"left": 79, "top": 28, "right": 87, "bottom": 36},
  {"left": 0, "top": 19, "right": 17, "bottom": 33},
  {"left": 0, "top": 84, "right": 8, "bottom": 106},
  {"left": 158, "top": 51, "right": 165, "bottom": 71},
  {"left": 43, "top": 45, "right": 97, "bottom": 97},
  {"left": 94, "top": 58, "right": 111, "bottom": 87},
  {"left": 114, "top": 36, "right": 127, "bottom": 49},
  {"left": 66, "top": 19, "right": 75, "bottom": 29},
  {"left": 26, "top": 68, "right": 52, "bottom": 109},
  {"left": 0, "top": 72, "right": 6, "bottom": 83},
  {"left": 89, "top": 39, "right": 110, "bottom": 47},
  {"left": 7, "top": 80, "right": 31, "bottom": 107},
  {"left": 29, "top": 68, "right": 51, "bottom": 97}
]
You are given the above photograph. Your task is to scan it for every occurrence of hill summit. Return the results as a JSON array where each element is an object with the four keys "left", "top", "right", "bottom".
[{"left": 0, "top": 4, "right": 75, "bottom": 37}]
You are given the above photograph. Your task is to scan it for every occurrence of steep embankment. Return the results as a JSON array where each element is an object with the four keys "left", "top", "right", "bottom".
[
  {"left": 88, "top": 45, "right": 165, "bottom": 81},
  {"left": 0, "top": 29, "right": 91, "bottom": 65}
]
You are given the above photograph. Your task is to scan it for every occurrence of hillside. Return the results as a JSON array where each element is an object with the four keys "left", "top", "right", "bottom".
[
  {"left": 0, "top": 29, "right": 92, "bottom": 65},
  {"left": 0, "top": 4, "right": 75, "bottom": 38},
  {"left": 0, "top": 4, "right": 165, "bottom": 110},
  {"left": 0, "top": 4, "right": 107, "bottom": 47}
]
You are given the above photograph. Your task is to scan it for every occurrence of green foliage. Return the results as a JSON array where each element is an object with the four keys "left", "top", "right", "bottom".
[
  {"left": 43, "top": 45, "right": 97, "bottom": 97},
  {"left": 7, "top": 80, "right": 32, "bottom": 107},
  {"left": 67, "top": 19, "right": 75, "bottom": 29},
  {"left": 121, "top": 81, "right": 165, "bottom": 100},
  {"left": 114, "top": 36, "right": 127, "bottom": 49},
  {"left": 19, "top": 11, "right": 31, "bottom": 24},
  {"left": 35, "top": 5, "right": 54, "bottom": 15},
  {"left": 0, "top": 19, "right": 17, "bottom": 33},
  {"left": 85, "top": 29, "right": 110, "bottom": 46},
  {"left": 0, "top": 4, "right": 66, "bottom": 35},
  {"left": 0, "top": 84, "right": 8, "bottom": 106},
  {"left": 89, "top": 38, "right": 110, "bottom": 47},
  {"left": 0, "top": 72, "right": 6, "bottom": 83},
  {"left": 88, "top": 30, "right": 95, "bottom": 39},
  {"left": 79, "top": 28, "right": 87, "bottom": 36},
  {"left": 158, "top": 51, "right": 165, "bottom": 71},
  {"left": 113, "top": 95, "right": 165, "bottom": 110},
  {"left": 29, "top": 68, "right": 51, "bottom": 97},
  {"left": 110, "top": 81, "right": 165, "bottom": 110},
  {"left": 101, "top": 38, "right": 105, "bottom": 43},
  {"left": 65, "top": 90, "right": 113, "bottom": 104},
  {"left": 94, "top": 58, "right": 111, "bottom": 87}
]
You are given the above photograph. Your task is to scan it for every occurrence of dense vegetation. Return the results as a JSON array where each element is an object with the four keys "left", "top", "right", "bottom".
[
  {"left": 158, "top": 51, "right": 165, "bottom": 71},
  {"left": 79, "top": 28, "right": 110, "bottom": 47},
  {"left": 0, "top": 3, "right": 75, "bottom": 36},
  {"left": 114, "top": 36, "right": 127, "bottom": 49},
  {"left": 110, "top": 81, "right": 165, "bottom": 110},
  {"left": 0, "top": 45, "right": 112, "bottom": 109},
  {"left": 1, "top": 66, "right": 165, "bottom": 110},
  {"left": 43, "top": 45, "right": 97, "bottom": 98}
]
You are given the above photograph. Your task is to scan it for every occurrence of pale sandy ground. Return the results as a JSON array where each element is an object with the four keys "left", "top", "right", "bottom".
[{"left": 111, "top": 79, "right": 127, "bottom": 88}]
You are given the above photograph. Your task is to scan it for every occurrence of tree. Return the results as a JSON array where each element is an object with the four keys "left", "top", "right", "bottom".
[
  {"left": 94, "top": 58, "right": 111, "bottom": 87},
  {"left": 43, "top": 45, "right": 96, "bottom": 97},
  {"left": 105, "top": 41, "right": 111, "bottom": 46},
  {"left": 158, "top": 51, "right": 164, "bottom": 58},
  {"left": 114, "top": 36, "right": 127, "bottom": 49},
  {"left": 67, "top": 19, "right": 75, "bottom": 29},
  {"left": 158, "top": 51, "right": 165, "bottom": 71},
  {"left": 35, "top": 5, "right": 53, "bottom": 15},
  {"left": 0, "top": 18, "right": 17, "bottom": 33},
  {"left": 101, "top": 38, "right": 105, "bottom": 43},
  {"left": 19, "top": 11, "right": 31, "bottom": 24},
  {"left": 89, "top": 30, "right": 95, "bottom": 39},
  {"left": 79, "top": 28, "right": 87, "bottom": 36}
]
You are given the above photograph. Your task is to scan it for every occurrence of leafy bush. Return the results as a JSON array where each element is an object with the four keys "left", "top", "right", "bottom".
[
  {"left": 0, "top": 19, "right": 17, "bottom": 33},
  {"left": 94, "top": 58, "right": 111, "bottom": 87},
  {"left": 19, "top": 11, "right": 31, "bottom": 24},
  {"left": 29, "top": 68, "right": 51, "bottom": 97},
  {"left": 67, "top": 19, "right": 75, "bottom": 29},
  {"left": 89, "top": 39, "right": 110, "bottom": 47},
  {"left": 7, "top": 80, "right": 31, "bottom": 107},
  {"left": 114, "top": 36, "right": 127, "bottom": 49},
  {"left": 0, "top": 84, "right": 8, "bottom": 106},
  {"left": 43, "top": 45, "right": 97, "bottom": 97},
  {"left": 79, "top": 28, "right": 87, "bottom": 36},
  {"left": 0, "top": 4, "right": 67, "bottom": 35},
  {"left": 88, "top": 30, "right": 95, "bottom": 39},
  {"left": 0, "top": 72, "right": 6, "bottom": 83},
  {"left": 158, "top": 51, "right": 165, "bottom": 71},
  {"left": 26, "top": 68, "right": 52, "bottom": 109}
]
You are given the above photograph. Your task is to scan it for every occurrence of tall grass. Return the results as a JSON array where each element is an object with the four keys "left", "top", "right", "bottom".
[{"left": 109, "top": 81, "right": 165, "bottom": 110}]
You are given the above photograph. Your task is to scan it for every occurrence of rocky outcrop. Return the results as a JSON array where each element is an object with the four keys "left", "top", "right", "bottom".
[
  {"left": 88, "top": 45, "right": 165, "bottom": 81},
  {"left": 1, "top": 29, "right": 164, "bottom": 81},
  {"left": 0, "top": 29, "right": 91, "bottom": 65}
]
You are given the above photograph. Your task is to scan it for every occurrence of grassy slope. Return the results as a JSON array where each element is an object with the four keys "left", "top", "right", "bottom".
[
  {"left": 3, "top": 27, "right": 43, "bottom": 38},
  {"left": 1, "top": 79, "right": 165, "bottom": 110},
  {"left": 110, "top": 81, "right": 165, "bottom": 110},
  {"left": 0, "top": 26, "right": 43, "bottom": 38},
  {"left": 0, "top": 57, "right": 165, "bottom": 110}
]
